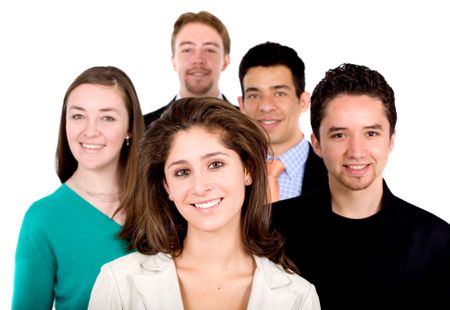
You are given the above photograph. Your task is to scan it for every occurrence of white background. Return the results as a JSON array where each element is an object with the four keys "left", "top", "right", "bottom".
[{"left": 1, "top": 0, "right": 449, "bottom": 307}]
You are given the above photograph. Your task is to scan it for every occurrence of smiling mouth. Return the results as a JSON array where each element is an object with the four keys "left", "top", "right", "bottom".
[
  {"left": 260, "top": 120, "right": 277, "bottom": 124},
  {"left": 346, "top": 164, "right": 367, "bottom": 170},
  {"left": 344, "top": 164, "right": 371, "bottom": 176},
  {"left": 257, "top": 119, "right": 281, "bottom": 128},
  {"left": 187, "top": 69, "right": 210, "bottom": 76},
  {"left": 193, "top": 198, "right": 222, "bottom": 209},
  {"left": 81, "top": 143, "right": 104, "bottom": 150}
]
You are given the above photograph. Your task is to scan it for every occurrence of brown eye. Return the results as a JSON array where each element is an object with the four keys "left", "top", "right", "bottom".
[
  {"left": 71, "top": 114, "right": 84, "bottom": 120},
  {"left": 209, "top": 161, "right": 224, "bottom": 169},
  {"left": 102, "top": 116, "right": 115, "bottom": 122},
  {"left": 175, "top": 169, "right": 190, "bottom": 177},
  {"left": 332, "top": 133, "right": 345, "bottom": 139}
]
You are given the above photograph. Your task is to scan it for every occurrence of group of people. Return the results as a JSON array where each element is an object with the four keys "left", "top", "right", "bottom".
[{"left": 13, "top": 10, "right": 450, "bottom": 310}]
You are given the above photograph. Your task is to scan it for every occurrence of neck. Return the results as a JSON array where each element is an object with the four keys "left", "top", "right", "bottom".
[
  {"left": 177, "top": 226, "right": 247, "bottom": 269},
  {"left": 270, "top": 131, "right": 303, "bottom": 157},
  {"left": 179, "top": 89, "right": 221, "bottom": 99},
  {"left": 71, "top": 167, "right": 119, "bottom": 191},
  {"left": 67, "top": 168, "right": 122, "bottom": 218},
  {"left": 329, "top": 177, "right": 384, "bottom": 219}
]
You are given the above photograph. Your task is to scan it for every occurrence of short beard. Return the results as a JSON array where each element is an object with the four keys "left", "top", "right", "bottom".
[
  {"left": 185, "top": 80, "right": 214, "bottom": 96},
  {"left": 336, "top": 173, "right": 375, "bottom": 191}
]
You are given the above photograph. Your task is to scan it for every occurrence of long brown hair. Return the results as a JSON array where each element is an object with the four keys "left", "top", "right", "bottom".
[
  {"left": 55, "top": 66, "right": 145, "bottom": 207},
  {"left": 120, "top": 97, "right": 297, "bottom": 273}
]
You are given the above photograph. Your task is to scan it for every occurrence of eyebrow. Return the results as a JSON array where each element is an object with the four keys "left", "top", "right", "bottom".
[
  {"left": 178, "top": 41, "right": 220, "bottom": 49},
  {"left": 244, "top": 84, "right": 290, "bottom": 94},
  {"left": 327, "top": 124, "right": 385, "bottom": 134},
  {"left": 167, "top": 151, "right": 230, "bottom": 169},
  {"left": 68, "top": 105, "right": 120, "bottom": 113}
]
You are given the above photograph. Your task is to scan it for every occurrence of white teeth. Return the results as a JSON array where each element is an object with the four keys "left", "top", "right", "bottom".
[
  {"left": 191, "top": 72, "right": 206, "bottom": 76},
  {"left": 348, "top": 165, "right": 365, "bottom": 170},
  {"left": 82, "top": 143, "right": 104, "bottom": 150},
  {"left": 194, "top": 198, "right": 221, "bottom": 209},
  {"left": 260, "top": 120, "right": 277, "bottom": 125}
]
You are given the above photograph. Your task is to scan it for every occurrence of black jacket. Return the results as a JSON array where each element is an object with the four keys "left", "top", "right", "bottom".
[
  {"left": 272, "top": 181, "right": 450, "bottom": 310},
  {"left": 300, "top": 143, "right": 327, "bottom": 196}
]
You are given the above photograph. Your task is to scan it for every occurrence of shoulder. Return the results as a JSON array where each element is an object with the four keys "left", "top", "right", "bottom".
[
  {"left": 386, "top": 188, "right": 450, "bottom": 234},
  {"left": 402, "top": 201, "right": 450, "bottom": 235},
  {"left": 253, "top": 256, "right": 320, "bottom": 308},
  {"left": 22, "top": 185, "right": 68, "bottom": 224},
  {"left": 143, "top": 99, "right": 174, "bottom": 126},
  {"left": 382, "top": 188, "right": 450, "bottom": 254},
  {"left": 102, "top": 252, "right": 173, "bottom": 277},
  {"left": 254, "top": 256, "right": 313, "bottom": 291}
]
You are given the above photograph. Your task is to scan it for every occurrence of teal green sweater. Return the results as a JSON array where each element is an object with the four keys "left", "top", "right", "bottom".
[{"left": 13, "top": 184, "right": 129, "bottom": 310}]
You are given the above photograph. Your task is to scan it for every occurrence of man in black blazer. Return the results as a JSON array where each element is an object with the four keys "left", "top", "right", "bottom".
[
  {"left": 238, "top": 42, "right": 327, "bottom": 202},
  {"left": 144, "top": 11, "right": 232, "bottom": 127},
  {"left": 272, "top": 63, "right": 450, "bottom": 309}
]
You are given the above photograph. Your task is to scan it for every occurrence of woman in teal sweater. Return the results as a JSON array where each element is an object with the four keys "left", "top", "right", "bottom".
[{"left": 12, "top": 66, "right": 145, "bottom": 309}]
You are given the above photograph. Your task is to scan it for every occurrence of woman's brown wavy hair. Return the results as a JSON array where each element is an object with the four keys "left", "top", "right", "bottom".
[{"left": 120, "top": 97, "right": 298, "bottom": 273}]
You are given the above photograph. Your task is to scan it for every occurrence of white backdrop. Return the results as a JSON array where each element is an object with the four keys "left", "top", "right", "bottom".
[{"left": 1, "top": 0, "right": 449, "bottom": 307}]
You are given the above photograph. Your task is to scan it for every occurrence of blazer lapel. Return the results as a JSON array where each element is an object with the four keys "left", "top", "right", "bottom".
[
  {"left": 131, "top": 253, "right": 184, "bottom": 310},
  {"left": 247, "top": 256, "right": 298, "bottom": 310}
]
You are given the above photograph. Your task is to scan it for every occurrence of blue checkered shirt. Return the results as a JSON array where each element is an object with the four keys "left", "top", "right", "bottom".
[{"left": 268, "top": 138, "right": 310, "bottom": 200}]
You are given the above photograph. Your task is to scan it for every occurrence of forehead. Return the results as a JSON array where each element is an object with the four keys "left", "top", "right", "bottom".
[
  {"left": 169, "top": 127, "right": 225, "bottom": 152},
  {"left": 321, "top": 94, "right": 388, "bottom": 127},
  {"left": 175, "top": 22, "right": 223, "bottom": 46},
  {"left": 244, "top": 65, "right": 294, "bottom": 88},
  {"left": 67, "top": 84, "right": 126, "bottom": 110}
]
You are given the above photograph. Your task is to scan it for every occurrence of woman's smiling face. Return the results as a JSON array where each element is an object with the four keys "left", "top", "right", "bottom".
[{"left": 164, "top": 126, "right": 251, "bottom": 234}]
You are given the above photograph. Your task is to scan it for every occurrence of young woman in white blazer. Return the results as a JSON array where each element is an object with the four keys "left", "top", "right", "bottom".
[{"left": 88, "top": 97, "right": 321, "bottom": 310}]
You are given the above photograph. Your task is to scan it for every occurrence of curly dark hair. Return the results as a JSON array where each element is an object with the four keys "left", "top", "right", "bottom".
[{"left": 311, "top": 63, "right": 396, "bottom": 140}]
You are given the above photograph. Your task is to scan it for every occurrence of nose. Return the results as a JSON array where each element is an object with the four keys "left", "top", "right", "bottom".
[
  {"left": 346, "top": 135, "right": 365, "bottom": 159},
  {"left": 192, "top": 170, "right": 213, "bottom": 195},
  {"left": 83, "top": 118, "right": 100, "bottom": 137},
  {"left": 192, "top": 49, "right": 206, "bottom": 65},
  {"left": 257, "top": 95, "right": 277, "bottom": 112}
]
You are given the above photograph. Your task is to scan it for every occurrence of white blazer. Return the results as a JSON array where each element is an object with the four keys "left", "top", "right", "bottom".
[{"left": 88, "top": 252, "right": 321, "bottom": 310}]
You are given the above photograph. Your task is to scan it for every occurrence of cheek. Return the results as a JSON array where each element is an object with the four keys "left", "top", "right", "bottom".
[
  {"left": 320, "top": 145, "right": 342, "bottom": 164},
  {"left": 374, "top": 146, "right": 391, "bottom": 161},
  {"left": 106, "top": 126, "right": 128, "bottom": 144},
  {"left": 164, "top": 179, "right": 189, "bottom": 202},
  {"left": 66, "top": 124, "right": 80, "bottom": 143},
  {"left": 244, "top": 104, "right": 258, "bottom": 117},
  {"left": 228, "top": 169, "right": 247, "bottom": 190},
  {"left": 176, "top": 55, "right": 189, "bottom": 67}
]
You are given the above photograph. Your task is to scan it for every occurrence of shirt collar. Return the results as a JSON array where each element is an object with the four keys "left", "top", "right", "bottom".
[
  {"left": 176, "top": 93, "right": 225, "bottom": 100},
  {"left": 269, "top": 138, "right": 309, "bottom": 178}
]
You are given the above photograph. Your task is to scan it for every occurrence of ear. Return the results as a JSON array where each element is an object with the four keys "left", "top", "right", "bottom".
[
  {"left": 388, "top": 131, "right": 396, "bottom": 153},
  {"left": 299, "top": 91, "right": 310, "bottom": 113},
  {"left": 171, "top": 55, "right": 177, "bottom": 71},
  {"left": 163, "top": 180, "right": 173, "bottom": 201},
  {"left": 244, "top": 168, "right": 252, "bottom": 186},
  {"left": 222, "top": 54, "right": 230, "bottom": 71},
  {"left": 237, "top": 96, "right": 245, "bottom": 112},
  {"left": 311, "top": 133, "right": 323, "bottom": 158}
]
